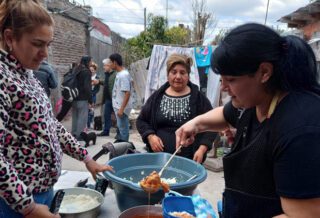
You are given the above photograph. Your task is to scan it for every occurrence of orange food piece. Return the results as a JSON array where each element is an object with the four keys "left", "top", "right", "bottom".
[{"left": 140, "top": 171, "right": 170, "bottom": 193}]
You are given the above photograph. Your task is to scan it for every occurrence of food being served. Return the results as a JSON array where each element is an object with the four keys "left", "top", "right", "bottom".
[
  {"left": 161, "top": 177, "right": 177, "bottom": 184},
  {"left": 59, "top": 194, "right": 100, "bottom": 213},
  {"left": 140, "top": 171, "right": 170, "bottom": 193},
  {"left": 169, "top": 211, "right": 196, "bottom": 218}
]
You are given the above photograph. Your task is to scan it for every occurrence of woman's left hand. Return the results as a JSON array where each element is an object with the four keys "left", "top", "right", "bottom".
[
  {"left": 85, "top": 159, "right": 114, "bottom": 180},
  {"left": 193, "top": 145, "right": 208, "bottom": 163}
]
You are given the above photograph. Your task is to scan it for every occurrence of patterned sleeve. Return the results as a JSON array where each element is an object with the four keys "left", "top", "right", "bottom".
[
  {"left": 119, "top": 73, "right": 131, "bottom": 92},
  {"left": 0, "top": 86, "right": 34, "bottom": 213},
  {"left": 55, "top": 120, "right": 89, "bottom": 161}
]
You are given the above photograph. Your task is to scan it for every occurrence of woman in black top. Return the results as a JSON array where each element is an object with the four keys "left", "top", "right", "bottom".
[
  {"left": 136, "top": 53, "right": 216, "bottom": 163},
  {"left": 71, "top": 56, "right": 93, "bottom": 139},
  {"left": 176, "top": 23, "right": 320, "bottom": 217}
]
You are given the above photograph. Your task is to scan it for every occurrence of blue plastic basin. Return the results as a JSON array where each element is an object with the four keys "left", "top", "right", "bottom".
[{"left": 103, "top": 153, "right": 207, "bottom": 212}]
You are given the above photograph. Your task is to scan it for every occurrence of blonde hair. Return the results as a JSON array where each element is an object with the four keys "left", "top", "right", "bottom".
[
  {"left": 0, "top": 0, "right": 54, "bottom": 50},
  {"left": 90, "top": 62, "right": 98, "bottom": 70},
  {"left": 166, "top": 53, "right": 193, "bottom": 75}
]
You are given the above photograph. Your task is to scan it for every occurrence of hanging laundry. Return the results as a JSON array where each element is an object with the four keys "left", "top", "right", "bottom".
[{"left": 194, "top": 46, "right": 213, "bottom": 74}]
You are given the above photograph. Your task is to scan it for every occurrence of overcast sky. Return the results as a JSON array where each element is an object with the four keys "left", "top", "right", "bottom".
[{"left": 74, "top": 0, "right": 310, "bottom": 43}]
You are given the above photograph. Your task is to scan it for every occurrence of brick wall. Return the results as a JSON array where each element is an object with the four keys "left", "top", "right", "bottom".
[
  {"left": 41, "top": 0, "right": 126, "bottom": 111},
  {"left": 51, "top": 14, "right": 87, "bottom": 74}
]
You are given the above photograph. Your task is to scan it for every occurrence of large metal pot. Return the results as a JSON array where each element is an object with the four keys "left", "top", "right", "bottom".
[
  {"left": 119, "top": 205, "right": 163, "bottom": 218},
  {"left": 59, "top": 187, "right": 104, "bottom": 218}
]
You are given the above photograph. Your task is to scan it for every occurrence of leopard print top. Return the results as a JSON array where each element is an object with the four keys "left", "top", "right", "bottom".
[{"left": 0, "top": 50, "right": 89, "bottom": 213}]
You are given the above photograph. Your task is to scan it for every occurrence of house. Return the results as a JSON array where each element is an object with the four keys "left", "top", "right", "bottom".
[
  {"left": 279, "top": 0, "right": 320, "bottom": 71},
  {"left": 279, "top": 0, "right": 320, "bottom": 40}
]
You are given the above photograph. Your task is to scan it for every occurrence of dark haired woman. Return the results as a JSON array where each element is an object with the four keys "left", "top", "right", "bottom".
[
  {"left": 0, "top": 1, "right": 112, "bottom": 217},
  {"left": 71, "top": 55, "right": 93, "bottom": 140},
  {"left": 176, "top": 23, "right": 320, "bottom": 217},
  {"left": 137, "top": 53, "right": 216, "bottom": 163}
]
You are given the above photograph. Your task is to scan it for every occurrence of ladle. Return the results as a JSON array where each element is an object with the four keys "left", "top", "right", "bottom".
[{"left": 158, "top": 145, "right": 182, "bottom": 177}]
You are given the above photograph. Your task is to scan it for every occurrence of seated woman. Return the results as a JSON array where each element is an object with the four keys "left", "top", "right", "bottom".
[{"left": 136, "top": 53, "right": 216, "bottom": 163}]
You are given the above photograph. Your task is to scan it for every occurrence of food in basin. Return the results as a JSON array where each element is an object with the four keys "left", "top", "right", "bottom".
[
  {"left": 140, "top": 171, "right": 170, "bottom": 193},
  {"left": 103, "top": 153, "right": 207, "bottom": 211}
]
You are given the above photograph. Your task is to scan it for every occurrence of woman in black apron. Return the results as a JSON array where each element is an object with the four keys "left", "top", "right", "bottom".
[{"left": 176, "top": 23, "right": 320, "bottom": 218}]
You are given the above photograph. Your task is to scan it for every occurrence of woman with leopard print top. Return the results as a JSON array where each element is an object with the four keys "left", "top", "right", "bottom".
[{"left": 0, "top": 1, "right": 113, "bottom": 218}]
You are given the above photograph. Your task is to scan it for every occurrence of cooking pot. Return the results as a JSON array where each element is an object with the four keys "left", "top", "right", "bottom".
[
  {"left": 103, "top": 153, "right": 207, "bottom": 211},
  {"left": 119, "top": 205, "right": 163, "bottom": 218},
  {"left": 59, "top": 187, "right": 104, "bottom": 218}
]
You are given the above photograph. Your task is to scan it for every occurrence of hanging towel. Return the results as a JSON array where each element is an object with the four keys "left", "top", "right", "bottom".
[{"left": 194, "top": 46, "right": 213, "bottom": 74}]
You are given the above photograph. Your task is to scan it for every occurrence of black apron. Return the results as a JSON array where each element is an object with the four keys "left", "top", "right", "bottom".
[{"left": 222, "top": 109, "right": 283, "bottom": 218}]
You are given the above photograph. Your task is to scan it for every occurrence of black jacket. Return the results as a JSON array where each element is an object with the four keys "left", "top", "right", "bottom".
[
  {"left": 136, "top": 81, "right": 216, "bottom": 160},
  {"left": 99, "top": 71, "right": 116, "bottom": 104},
  {"left": 74, "top": 64, "right": 92, "bottom": 104}
]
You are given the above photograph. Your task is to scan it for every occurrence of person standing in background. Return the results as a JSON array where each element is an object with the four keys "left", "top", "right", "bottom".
[
  {"left": 89, "top": 62, "right": 100, "bottom": 105},
  {"left": 56, "top": 62, "right": 77, "bottom": 122},
  {"left": 87, "top": 62, "right": 99, "bottom": 129},
  {"left": 0, "top": 1, "right": 113, "bottom": 218},
  {"left": 71, "top": 56, "right": 93, "bottom": 140},
  {"left": 109, "top": 53, "right": 132, "bottom": 142},
  {"left": 34, "top": 60, "right": 58, "bottom": 97},
  {"left": 93, "top": 58, "right": 117, "bottom": 136}
]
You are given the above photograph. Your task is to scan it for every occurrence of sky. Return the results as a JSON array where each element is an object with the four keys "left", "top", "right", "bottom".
[{"left": 73, "top": 0, "right": 311, "bottom": 43}]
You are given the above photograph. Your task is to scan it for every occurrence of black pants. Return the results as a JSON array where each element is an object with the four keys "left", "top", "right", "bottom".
[{"left": 56, "top": 99, "right": 72, "bottom": 121}]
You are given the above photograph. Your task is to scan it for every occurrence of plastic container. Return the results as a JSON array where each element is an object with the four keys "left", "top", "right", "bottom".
[
  {"left": 162, "top": 196, "right": 196, "bottom": 218},
  {"left": 103, "top": 153, "right": 207, "bottom": 211}
]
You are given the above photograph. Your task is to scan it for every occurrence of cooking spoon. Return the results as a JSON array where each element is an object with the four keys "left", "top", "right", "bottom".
[
  {"left": 158, "top": 145, "right": 182, "bottom": 177},
  {"left": 140, "top": 146, "right": 182, "bottom": 193}
]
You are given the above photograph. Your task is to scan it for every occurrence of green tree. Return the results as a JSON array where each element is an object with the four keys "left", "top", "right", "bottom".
[
  {"left": 123, "top": 14, "right": 191, "bottom": 65},
  {"left": 165, "top": 26, "right": 190, "bottom": 45},
  {"left": 122, "top": 30, "right": 153, "bottom": 66},
  {"left": 147, "top": 14, "right": 167, "bottom": 43}
]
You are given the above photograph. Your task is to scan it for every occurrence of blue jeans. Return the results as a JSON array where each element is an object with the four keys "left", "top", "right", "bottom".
[
  {"left": 114, "top": 109, "right": 129, "bottom": 141},
  {"left": 103, "top": 100, "right": 113, "bottom": 134},
  {"left": 0, "top": 188, "right": 54, "bottom": 218},
  {"left": 72, "top": 100, "right": 88, "bottom": 139},
  {"left": 87, "top": 108, "right": 94, "bottom": 128}
]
